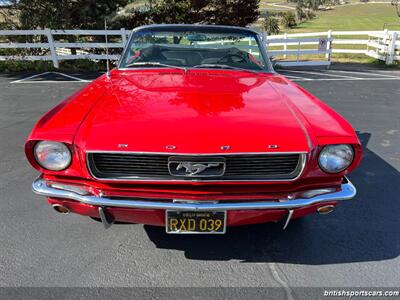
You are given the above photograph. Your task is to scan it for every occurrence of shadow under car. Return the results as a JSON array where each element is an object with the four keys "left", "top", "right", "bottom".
[{"left": 143, "top": 132, "right": 400, "bottom": 264}]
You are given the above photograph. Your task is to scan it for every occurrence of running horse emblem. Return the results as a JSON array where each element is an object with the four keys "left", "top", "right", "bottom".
[{"left": 176, "top": 162, "right": 221, "bottom": 176}]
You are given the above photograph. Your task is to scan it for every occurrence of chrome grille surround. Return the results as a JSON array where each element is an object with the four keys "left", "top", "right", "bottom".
[{"left": 86, "top": 151, "right": 307, "bottom": 182}]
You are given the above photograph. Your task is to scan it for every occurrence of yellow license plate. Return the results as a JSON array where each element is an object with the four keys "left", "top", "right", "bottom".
[{"left": 166, "top": 211, "right": 226, "bottom": 234}]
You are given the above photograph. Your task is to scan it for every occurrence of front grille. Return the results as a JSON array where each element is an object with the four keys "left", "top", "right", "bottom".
[{"left": 87, "top": 153, "right": 304, "bottom": 181}]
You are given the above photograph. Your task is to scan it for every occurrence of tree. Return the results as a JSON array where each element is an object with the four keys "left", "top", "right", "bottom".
[
  {"left": 0, "top": 0, "right": 129, "bottom": 59},
  {"left": 206, "top": 0, "right": 260, "bottom": 27},
  {"left": 0, "top": 0, "right": 19, "bottom": 29},
  {"left": 150, "top": 0, "right": 207, "bottom": 24},
  {"left": 295, "top": 0, "right": 331, "bottom": 10},
  {"left": 262, "top": 17, "right": 280, "bottom": 35},
  {"left": 391, "top": 0, "right": 400, "bottom": 17},
  {"left": 111, "top": 8, "right": 151, "bottom": 29},
  {"left": 1, "top": 0, "right": 129, "bottom": 30},
  {"left": 1, "top": 0, "right": 261, "bottom": 30},
  {"left": 280, "top": 11, "right": 297, "bottom": 28},
  {"left": 295, "top": 5, "right": 307, "bottom": 22},
  {"left": 114, "top": 0, "right": 260, "bottom": 29}
]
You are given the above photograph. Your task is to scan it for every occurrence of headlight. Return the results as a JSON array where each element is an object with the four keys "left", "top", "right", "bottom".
[
  {"left": 34, "top": 141, "right": 71, "bottom": 171},
  {"left": 318, "top": 144, "right": 354, "bottom": 173}
]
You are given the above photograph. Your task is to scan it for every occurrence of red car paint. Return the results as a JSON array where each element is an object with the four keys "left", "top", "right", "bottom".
[{"left": 25, "top": 68, "right": 362, "bottom": 227}]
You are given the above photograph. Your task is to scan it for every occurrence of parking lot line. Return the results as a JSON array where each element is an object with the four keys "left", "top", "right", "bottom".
[
  {"left": 10, "top": 71, "right": 91, "bottom": 84},
  {"left": 11, "top": 80, "right": 92, "bottom": 83},
  {"left": 10, "top": 72, "right": 52, "bottom": 83},
  {"left": 52, "top": 72, "right": 90, "bottom": 82},
  {"left": 326, "top": 69, "right": 400, "bottom": 78},
  {"left": 284, "top": 75, "right": 313, "bottom": 81},
  {"left": 279, "top": 68, "right": 400, "bottom": 82},
  {"left": 1, "top": 68, "right": 399, "bottom": 289},
  {"left": 282, "top": 69, "right": 362, "bottom": 79},
  {"left": 8, "top": 69, "right": 400, "bottom": 84}
]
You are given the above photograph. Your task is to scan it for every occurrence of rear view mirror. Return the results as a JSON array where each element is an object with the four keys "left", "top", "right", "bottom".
[{"left": 187, "top": 34, "right": 207, "bottom": 42}]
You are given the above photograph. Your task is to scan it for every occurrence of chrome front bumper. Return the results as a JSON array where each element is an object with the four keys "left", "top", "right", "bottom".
[{"left": 32, "top": 177, "right": 356, "bottom": 211}]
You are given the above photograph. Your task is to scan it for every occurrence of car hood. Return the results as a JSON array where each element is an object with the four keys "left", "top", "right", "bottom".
[{"left": 74, "top": 70, "right": 310, "bottom": 153}]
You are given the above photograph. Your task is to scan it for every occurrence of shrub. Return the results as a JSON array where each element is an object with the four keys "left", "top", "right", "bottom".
[
  {"left": 295, "top": 6, "right": 307, "bottom": 21},
  {"left": 0, "top": 59, "right": 106, "bottom": 73},
  {"left": 0, "top": 61, "right": 54, "bottom": 73},
  {"left": 306, "top": 10, "right": 316, "bottom": 20},
  {"left": 59, "top": 60, "right": 106, "bottom": 72},
  {"left": 262, "top": 17, "right": 280, "bottom": 35},
  {"left": 280, "top": 11, "right": 297, "bottom": 28}
]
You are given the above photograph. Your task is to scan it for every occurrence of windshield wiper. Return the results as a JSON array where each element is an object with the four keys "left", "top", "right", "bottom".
[
  {"left": 123, "top": 61, "right": 187, "bottom": 71},
  {"left": 192, "top": 64, "right": 259, "bottom": 74}
]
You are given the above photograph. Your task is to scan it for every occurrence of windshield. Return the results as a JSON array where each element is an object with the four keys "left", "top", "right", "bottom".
[{"left": 119, "top": 26, "right": 272, "bottom": 72}]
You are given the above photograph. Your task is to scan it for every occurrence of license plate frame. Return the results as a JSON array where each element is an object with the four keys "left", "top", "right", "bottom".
[{"left": 165, "top": 210, "right": 227, "bottom": 234}]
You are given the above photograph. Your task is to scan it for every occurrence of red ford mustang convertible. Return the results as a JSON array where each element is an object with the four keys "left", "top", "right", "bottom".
[{"left": 26, "top": 24, "right": 361, "bottom": 233}]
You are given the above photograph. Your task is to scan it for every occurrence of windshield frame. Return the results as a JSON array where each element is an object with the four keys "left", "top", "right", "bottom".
[{"left": 117, "top": 24, "right": 274, "bottom": 73}]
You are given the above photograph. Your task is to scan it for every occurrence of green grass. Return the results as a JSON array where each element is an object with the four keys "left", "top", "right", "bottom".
[
  {"left": 259, "top": 3, "right": 400, "bottom": 68},
  {"left": 287, "top": 4, "right": 400, "bottom": 33}
]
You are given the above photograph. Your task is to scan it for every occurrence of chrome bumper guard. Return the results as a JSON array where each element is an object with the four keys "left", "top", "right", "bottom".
[{"left": 32, "top": 177, "right": 356, "bottom": 211}]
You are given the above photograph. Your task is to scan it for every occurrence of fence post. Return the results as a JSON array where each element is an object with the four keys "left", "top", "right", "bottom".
[
  {"left": 284, "top": 33, "right": 288, "bottom": 59},
  {"left": 386, "top": 31, "right": 398, "bottom": 65},
  {"left": 383, "top": 28, "right": 389, "bottom": 44},
  {"left": 45, "top": 28, "right": 59, "bottom": 68},
  {"left": 297, "top": 41, "right": 300, "bottom": 62},
  {"left": 121, "top": 28, "right": 127, "bottom": 47},
  {"left": 326, "top": 30, "right": 332, "bottom": 60},
  {"left": 248, "top": 36, "right": 252, "bottom": 54}
]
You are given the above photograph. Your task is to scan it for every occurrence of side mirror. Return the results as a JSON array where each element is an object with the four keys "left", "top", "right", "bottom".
[{"left": 271, "top": 59, "right": 281, "bottom": 69}]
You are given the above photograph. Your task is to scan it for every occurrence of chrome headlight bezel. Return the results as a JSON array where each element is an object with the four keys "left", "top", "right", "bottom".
[
  {"left": 34, "top": 141, "right": 72, "bottom": 171},
  {"left": 318, "top": 144, "right": 354, "bottom": 174}
]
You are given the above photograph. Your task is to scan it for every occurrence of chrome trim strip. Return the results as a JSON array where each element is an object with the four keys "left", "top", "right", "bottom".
[
  {"left": 85, "top": 152, "right": 307, "bottom": 182},
  {"left": 32, "top": 176, "right": 356, "bottom": 211},
  {"left": 98, "top": 207, "right": 113, "bottom": 229},
  {"left": 282, "top": 209, "right": 294, "bottom": 230},
  {"left": 117, "top": 67, "right": 270, "bottom": 74},
  {"left": 117, "top": 24, "right": 271, "bottom": 71}
]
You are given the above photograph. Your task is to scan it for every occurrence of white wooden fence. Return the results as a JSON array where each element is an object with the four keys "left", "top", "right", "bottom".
[
  {"left": 0, "top": 29, "right": 130, "bottom": 68},
  {"left": 0, "top": 28, "right": 399, "bottom": 68},
  {"left": 266, "top": 29, "right": 400, "bottom": 67}
]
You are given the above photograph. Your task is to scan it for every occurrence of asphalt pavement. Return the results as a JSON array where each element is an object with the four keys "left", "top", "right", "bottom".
[{"left": 0, "top": 68, "right": 399, "bottom": 299}]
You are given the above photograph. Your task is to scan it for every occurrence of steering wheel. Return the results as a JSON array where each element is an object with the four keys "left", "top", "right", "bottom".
[{"left": 217, "top": 53, "right": 248, "bottom": 64}]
